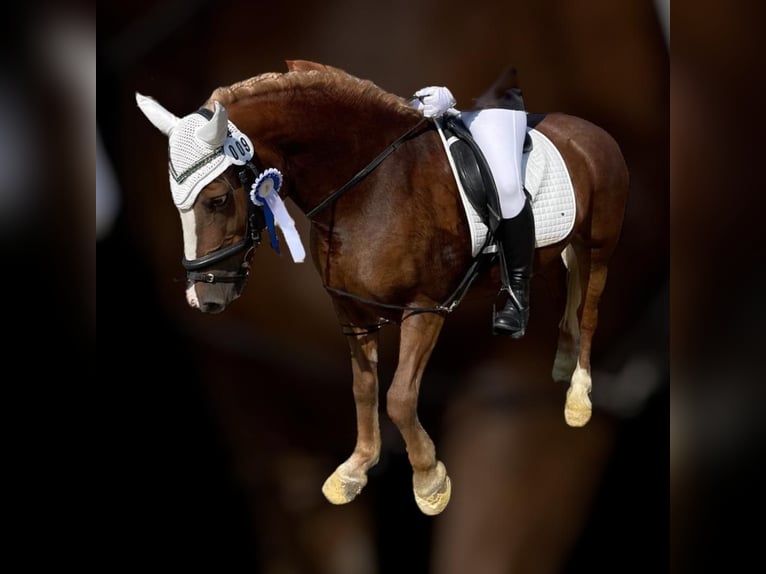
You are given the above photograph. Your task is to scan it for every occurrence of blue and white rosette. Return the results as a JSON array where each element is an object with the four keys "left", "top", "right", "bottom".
[{"left": 250, "top": 168, "right": 306, "bottom": 263}]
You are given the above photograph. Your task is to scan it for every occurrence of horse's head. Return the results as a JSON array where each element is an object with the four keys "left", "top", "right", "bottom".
[{"left": 136, "top": 93, "right": 265, "bottom": 313}]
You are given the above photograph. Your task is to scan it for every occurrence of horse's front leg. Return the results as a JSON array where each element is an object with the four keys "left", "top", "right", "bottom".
[
  {"left": 322, "top": 329, "right": 381, "bottom": 505},
  {"left": 387, "top": 312, "right": 451, "bottom": 515}
]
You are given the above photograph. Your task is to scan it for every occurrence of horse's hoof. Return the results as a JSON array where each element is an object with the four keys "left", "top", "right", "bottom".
[
  {"left": 321, "top": 467, "right": 367, "bottom": 505},
  {"left": 564, "top": 385, "right": 592, "bottom": 427},
  {"left": 413, "top": 461, "right": 451, "bottom": 516}
]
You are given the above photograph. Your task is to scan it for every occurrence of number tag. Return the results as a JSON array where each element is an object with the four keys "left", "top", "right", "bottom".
[{"left": 223, "top": 130, "right": 254, "bottom": 165}]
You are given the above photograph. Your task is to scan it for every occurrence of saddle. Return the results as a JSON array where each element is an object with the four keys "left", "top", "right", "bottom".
[{"left": 441, "top": 114, "right": 543, "bottom": 233}]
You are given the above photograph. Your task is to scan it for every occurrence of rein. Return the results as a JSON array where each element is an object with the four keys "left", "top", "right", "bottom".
[
  {"left": 183, "top": 113, "right": 487, "bottom": 322},
  {"left": 305, "top": 118, "right": 428, "bottom": 219},
  {"left": 181, "top": 114, "right": 426, "bottom": 284}
]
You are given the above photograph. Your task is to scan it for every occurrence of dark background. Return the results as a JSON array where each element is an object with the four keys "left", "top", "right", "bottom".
[
  {"left": 95, "top": 1, "right": 669, "bottom": 572},
  {"left": 15, "top": 1, "right": 766, "bottom": 571}
]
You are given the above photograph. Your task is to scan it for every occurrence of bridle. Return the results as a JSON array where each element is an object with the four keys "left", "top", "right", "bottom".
[
  {"left": 181, "top": 111, "right": 428, "bottom": 285},
  {"left": 182, "top": 163, "right": 267, "bottom": 284},
  {"left": 181, "top": 108, "right": 267, "bottom": 285}
]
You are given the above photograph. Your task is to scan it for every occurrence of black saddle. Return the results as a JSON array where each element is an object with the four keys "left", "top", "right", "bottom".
[{"left": 442, "top": 113, "right": 543, "bottom": 232}]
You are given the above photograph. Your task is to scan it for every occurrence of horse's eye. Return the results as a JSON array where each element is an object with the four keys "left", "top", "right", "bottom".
[{"left": 208, "top": 192, "right": 230, "bottom": 210}]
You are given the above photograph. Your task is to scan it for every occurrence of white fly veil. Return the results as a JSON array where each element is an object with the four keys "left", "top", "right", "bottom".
[
  {"left": 136, "top": 91, "right": 305, "bottom": 263},
  {"left": 135, "top": 94, "right": 253, "bottom": 210}
]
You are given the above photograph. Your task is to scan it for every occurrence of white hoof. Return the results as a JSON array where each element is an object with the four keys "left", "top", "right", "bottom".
[
  {"left": 413, "top": 461, "right": 451, "bottom": 516},
  {"left": 321, "top": 465, "right": 367, "bottom": 505},
  {"left": 565, "top": 384, "right": 592, "bottom": 427}
]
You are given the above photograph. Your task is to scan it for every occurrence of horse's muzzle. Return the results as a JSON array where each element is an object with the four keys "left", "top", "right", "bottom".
[{"left": 187, "top": 271, "right": 247, "bottom": 313}]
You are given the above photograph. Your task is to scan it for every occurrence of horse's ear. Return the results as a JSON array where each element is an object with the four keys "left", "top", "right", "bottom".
[
  {"left": 195, "top": 101, "right": 229, "bottom": 148},
  {"left": 136, "top": 92, "right": 179, "bottom": 135}
]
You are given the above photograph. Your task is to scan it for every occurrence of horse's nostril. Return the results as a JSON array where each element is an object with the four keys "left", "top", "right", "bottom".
[{"left": 200, "top": 302, "right": 225, "bottom": 314}]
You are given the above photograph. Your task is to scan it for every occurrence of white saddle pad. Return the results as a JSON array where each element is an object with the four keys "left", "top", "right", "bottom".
[{"left": 439, "top": 125, "right": 577, "bottom": 257}]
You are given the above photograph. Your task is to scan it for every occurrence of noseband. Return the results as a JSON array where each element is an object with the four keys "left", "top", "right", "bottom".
[
  {"left": 181, "top": 108, "right": 267, "bottom": 284},
  {"left": 182, "top": 163, "right": 266, "bottom": 283}
]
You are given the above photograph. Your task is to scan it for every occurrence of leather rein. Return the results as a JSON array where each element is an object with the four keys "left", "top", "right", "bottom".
[
  {"left": 184, "top": 116, "right": 428, "bottom": 284},
  {"left": 183, "top": 114, "right": 489, "bottom": 329}
]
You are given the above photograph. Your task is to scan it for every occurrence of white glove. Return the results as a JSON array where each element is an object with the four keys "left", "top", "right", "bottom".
[{"left": 413, "top": 86, "right": 457, "bottom": 118}]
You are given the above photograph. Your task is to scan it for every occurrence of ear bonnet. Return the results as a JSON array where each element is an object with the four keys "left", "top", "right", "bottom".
[{"left": 136, "top": 94, "right": 253, "bottom": 210}]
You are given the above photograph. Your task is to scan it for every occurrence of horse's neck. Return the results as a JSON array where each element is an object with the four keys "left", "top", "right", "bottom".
[{"left": 230, "top": 96, "right": 412, "bottom": 215}]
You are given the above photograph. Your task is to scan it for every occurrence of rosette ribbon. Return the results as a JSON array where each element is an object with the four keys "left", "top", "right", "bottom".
[{"left": 249, "top": 168, "right": 306, "bottom": 263}]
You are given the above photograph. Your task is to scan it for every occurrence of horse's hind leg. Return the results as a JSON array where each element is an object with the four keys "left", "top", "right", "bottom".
[
  {"left": 552, "top": 244, "right": 581, "bottom": 384},
  {"left": 561, "top": 241, "right": 611, "bottom": 427},
  {"left": 386, "top": 311, "right": 451, "bottom": 515},
  {"left": 322, "top": 329, "right": 381, "bottom": 505}
]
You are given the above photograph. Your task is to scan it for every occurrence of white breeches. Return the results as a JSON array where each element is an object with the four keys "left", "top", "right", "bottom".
[{"left": 459, "top": 108, "right": 527, "bottom": 219}]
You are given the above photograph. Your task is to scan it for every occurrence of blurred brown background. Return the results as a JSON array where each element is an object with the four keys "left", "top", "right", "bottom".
[{"left": 98, "top": 1, "right": 668, "bottom": 572}]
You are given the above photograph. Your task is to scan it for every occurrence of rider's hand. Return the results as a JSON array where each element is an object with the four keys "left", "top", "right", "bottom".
[{"left": 413, "top": 86, "right": 457, "bottom": 118}]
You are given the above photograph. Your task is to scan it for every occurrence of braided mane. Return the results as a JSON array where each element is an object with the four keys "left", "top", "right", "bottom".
[{"left": 205, "top": 60, "right": 417, "bottom": 118}]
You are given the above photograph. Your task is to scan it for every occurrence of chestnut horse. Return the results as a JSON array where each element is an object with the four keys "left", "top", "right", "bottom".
[{"left": 136, "top": 60, "right": 628, "bottom": 516}]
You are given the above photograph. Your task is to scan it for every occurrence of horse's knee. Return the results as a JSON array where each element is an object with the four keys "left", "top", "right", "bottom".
[{"left": 385, "top": 388, "right": 415, "bottom": 428}]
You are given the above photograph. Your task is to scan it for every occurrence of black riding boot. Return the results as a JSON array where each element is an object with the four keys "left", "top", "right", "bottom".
[{"left": 493, "top": 198, "right": 535, "bottom": 338}]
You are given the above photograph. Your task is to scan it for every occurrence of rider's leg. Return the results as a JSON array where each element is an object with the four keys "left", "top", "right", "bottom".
[{"left": 460, "top": 108, "right": 534, "bottom": 337}]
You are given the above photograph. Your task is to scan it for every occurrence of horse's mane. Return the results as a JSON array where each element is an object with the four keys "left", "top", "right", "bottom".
[{"left": 206, "top": 60, "right": 417, "bottom": 118}]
